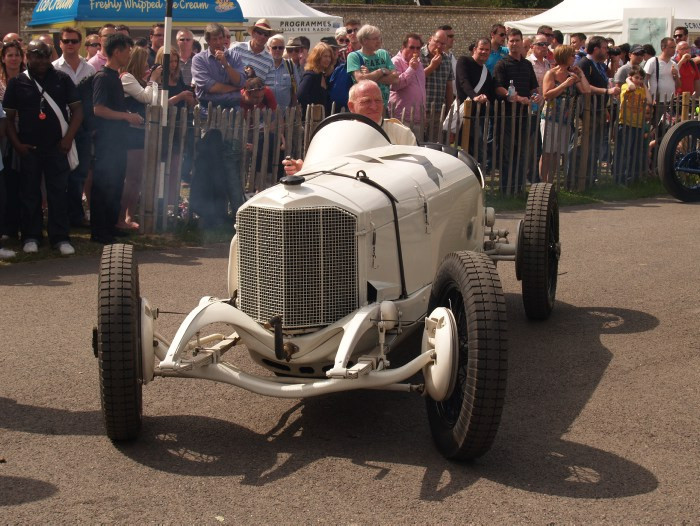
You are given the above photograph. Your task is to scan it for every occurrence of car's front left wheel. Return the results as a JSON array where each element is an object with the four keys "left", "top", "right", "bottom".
[{"left": 425, "top": 251, "right": 508, "bottom": 461}]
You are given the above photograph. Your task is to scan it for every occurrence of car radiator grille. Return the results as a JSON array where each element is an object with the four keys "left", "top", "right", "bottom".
[{"left": 237, "top": 205, "right": 358, "bottom": 331}]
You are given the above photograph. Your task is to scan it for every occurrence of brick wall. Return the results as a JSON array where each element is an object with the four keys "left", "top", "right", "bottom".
[{"left": 313, "top": 4, "right": 544, "bottom": 56}]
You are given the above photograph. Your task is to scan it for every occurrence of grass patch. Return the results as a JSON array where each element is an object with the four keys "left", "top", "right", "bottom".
[{"left": 485, "top": 177, "right": 667, "bottom": 211}]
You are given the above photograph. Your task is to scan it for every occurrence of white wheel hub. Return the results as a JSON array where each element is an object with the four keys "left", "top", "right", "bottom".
[
  {"left": 422, "top": 307, "right": 458, "bottom": 401},
  {"left": 141, "top": 297, "right": 155, "bottom": 384}
]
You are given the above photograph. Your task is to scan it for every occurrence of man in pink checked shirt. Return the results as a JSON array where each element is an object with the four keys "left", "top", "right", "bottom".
[{"left": 389, "top": 33, "right": 426, "bottom": 124}]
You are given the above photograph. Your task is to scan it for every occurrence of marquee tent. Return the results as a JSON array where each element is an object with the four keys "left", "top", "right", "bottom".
[
  {"left": 505, "top": 0, "right": 700, "bottom": 43},
  {"left": 28, "top": 0, "right": 342, "bottom": 42}
]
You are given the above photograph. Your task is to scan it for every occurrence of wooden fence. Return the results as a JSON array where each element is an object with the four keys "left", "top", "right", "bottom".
[{"left": 138, "top": 92, "right": 699, "bottom": 232}]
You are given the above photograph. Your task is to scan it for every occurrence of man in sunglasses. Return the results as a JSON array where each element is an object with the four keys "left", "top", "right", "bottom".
[
  {"left": 527, "top": 34, "right": 551, "bottom": 92},
  {"left": 231, "top": 18, "right": 274, "bottom": 82},
  {"left": 176, "top": 29, "right": 195, "bottom": 86},
  {"left": 84, "top": 34, "right": 100, "bottom": 59},
  {"left": 486, "top": 24, "right": 509, "bottom": 75},
  {"left": 344, "top": 19, "right": 362, "bottom": 53},
  {"left": 2, "top": 40, "right": 82, "bottom": 255},
  {"left": 53, "top": 27, "right": 95, "bottom": 229},
  {"left": 673, "top": 27, "right": 688, "bottom": 44},
  {"left": 88, "top": 24, "right": 116, "bottom": 71},
  {"left": 53, "top": 27, "right": 95, "bottom": 85}
]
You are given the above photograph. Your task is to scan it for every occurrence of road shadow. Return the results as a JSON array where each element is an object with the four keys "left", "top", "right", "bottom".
[
  {"left": 0, "top": 243, "right": 228, "bottom": 287},
  {"left": 0, "top": 301, "right": 659, "bottom": 501},
  {"left": 110, "top": 300, "right": 659, "bottom": 501},
  {"left": 0, "top": 397, "right": 103, "bottom": 436},
  {"left": 0, "top": 476, "right": 58, "bottom": 506}
]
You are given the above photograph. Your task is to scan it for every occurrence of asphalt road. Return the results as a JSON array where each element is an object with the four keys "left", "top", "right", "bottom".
[{"left": 1, "top": 197, "right": 699, "bottom": 523}]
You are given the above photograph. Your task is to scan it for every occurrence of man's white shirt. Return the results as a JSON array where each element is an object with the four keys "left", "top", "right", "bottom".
[{"left": 52, "top": 55, "right": 96, "bottom": 85}]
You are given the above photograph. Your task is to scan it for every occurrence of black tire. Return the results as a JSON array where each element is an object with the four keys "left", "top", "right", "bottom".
[
  {"left": 97, "top": 243, "right": 142, "bottom": 441},
  {"left": 519, "top": 182, "right": 560, "bottom": 320},
  {"left": 425, "top": 251, "right": 508, "bottom": 461},
  {"left": 657, "top": 120, "right": 700, "bottom": 202}
]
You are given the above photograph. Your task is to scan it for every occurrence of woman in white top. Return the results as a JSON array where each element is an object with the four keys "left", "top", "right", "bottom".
[{"left": 118, "top": 46, "right": 161, "bottom": 230}]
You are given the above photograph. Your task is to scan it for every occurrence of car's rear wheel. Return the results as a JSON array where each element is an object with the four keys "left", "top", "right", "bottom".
[
  {"left": 97, "top": 243, "right": 143, "bottom": 441},
  {"left": 657, "top": 120, "right": 700, "bottom": 202},
  {"left": 519, "top": 182, "right": 560, "bottom": 320},
  {"left": 425, "top": 251, "right": 508, "bottom": 461}
]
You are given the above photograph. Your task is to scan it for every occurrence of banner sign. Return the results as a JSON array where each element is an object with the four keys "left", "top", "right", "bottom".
[
  {"left": 277, "top": 18, "right": 342, "bottom": 34},
  {"left": 29, "top": 0, "right": 244, "bottom": 26}
]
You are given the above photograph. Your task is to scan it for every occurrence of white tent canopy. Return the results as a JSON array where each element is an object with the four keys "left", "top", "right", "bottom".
[
  {"left": 505, "top": 0, "right": 700, "bottom": 43},
  {"left": 238, "top": 0, "right": 343, "bottom": 44}
]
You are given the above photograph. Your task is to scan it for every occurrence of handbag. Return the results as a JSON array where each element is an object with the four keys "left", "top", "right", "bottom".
[{"left": 24, "top": 70, "right": 79, "bottom": 171}]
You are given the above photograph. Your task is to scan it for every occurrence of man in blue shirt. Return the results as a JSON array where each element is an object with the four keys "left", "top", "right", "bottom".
[
  {"left": 486, "top": 23, "right": 509, "bottom": 75},
  {"left": 191, "top": 23, "right": 245, "bottom": 110}
]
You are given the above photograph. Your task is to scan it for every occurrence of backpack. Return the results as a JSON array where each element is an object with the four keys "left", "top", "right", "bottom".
[
  {"left": 329, "top": 51, "right": 363, "bottom": 111},
  {"left": 77, "top": 74, "right": 96, "bottom": 132}
]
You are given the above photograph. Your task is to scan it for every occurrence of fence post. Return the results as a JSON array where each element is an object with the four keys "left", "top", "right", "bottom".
[
  {"left": 681, "top": 92, "right": 690, "bottom": 122},
  {"left": 159, "top": 108, "right": 178, "bottom": 229},
  {"left": 577, "top": 94, "right": 591, "bottom": 192},
  {"left": 141, "top": 105, "right": 162, "bottom": 234},
  {"left": 460, "top": 99, "right": 472, "bottom": 151}
]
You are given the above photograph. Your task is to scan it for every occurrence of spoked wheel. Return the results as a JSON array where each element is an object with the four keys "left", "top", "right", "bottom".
[
  {"left": 97, "top": 243, "right": 143, "bottom": 440},
  {"left": 425, "top": 251, "right": 507, "bottom": 461},
  {"left": 657, "top": 120, "right": 700, "bottom": 202},
  {"left": 518, "top": 182, "right": 560, "bottom": 320}
]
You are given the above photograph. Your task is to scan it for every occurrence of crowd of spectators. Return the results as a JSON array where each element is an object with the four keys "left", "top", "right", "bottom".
[{"left": 1, "top": 18, "right": 699, "bottom": 258}]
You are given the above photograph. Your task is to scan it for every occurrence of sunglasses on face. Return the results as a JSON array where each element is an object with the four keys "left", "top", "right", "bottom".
[
  {"left": 252, "top": 29, "right": 268, "bottom": 36},
  {"left": 61, "top": 39, "right": 80, "bottom": 44},
  {"left": 346, "top": 28, "right": 358, "bottom": 34},
  {"left": 674, "top": 34, "right": 684, "bottom": 39},
  {"left": 496, "top": 32, "right": 506, "bottom": 37},
  {"left": 534, "top": 42, "right": 548, "bottom": 47},
  {"left": 337, "top": 38, "right": 350, "bottom": 43},
  {"left": 178, "top": 37, "right": 192, "bottom": 41},
  {"left": 86, "top": 42, "right": 101, "bottom": 48},
  {"left": 270, "top": 46, "right": 284, "bottom": 50}
]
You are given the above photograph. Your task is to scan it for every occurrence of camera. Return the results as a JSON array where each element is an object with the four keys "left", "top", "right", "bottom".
[{"left": 608, "top": 46, "right": 622, "bottom": 56}]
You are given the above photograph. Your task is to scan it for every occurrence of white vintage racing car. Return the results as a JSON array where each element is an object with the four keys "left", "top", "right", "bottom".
[{"left": 93, "top": 114, "right": 560, "bottom": 460}]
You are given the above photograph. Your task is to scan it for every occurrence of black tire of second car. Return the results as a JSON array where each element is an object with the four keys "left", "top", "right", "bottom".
[
  {"left": 657, "top": 120, "right": 700, "bottom": 202},
  {"left": 97, "top": 243, "right": 143, "bottom": 441},
  {"left": 520, "top": 182, "right": 559, "bottom": 320},
  {"left": 425, "top": 251, "right": 508, "bottom": 461}
]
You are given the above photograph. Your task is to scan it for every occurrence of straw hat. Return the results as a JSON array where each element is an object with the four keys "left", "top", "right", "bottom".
[{"left": 248, "top": 18, "right": 274, "bottom": 36}]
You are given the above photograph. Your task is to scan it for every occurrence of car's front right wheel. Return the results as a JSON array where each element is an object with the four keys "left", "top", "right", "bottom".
[
  {"left": 425, "top": 251, "right": 508, "bottom": 461},
  {"left": 97, "top": 243, "right": 143, "bottom": 441}
]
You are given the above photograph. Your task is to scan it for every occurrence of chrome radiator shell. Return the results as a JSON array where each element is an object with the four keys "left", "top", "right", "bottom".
[{"left": 237, "top": 205, "right": 358, "bottom": 331}]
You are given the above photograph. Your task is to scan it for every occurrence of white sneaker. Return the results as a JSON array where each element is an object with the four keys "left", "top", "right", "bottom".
[
  {"left": 0, "top": 247, "right": 16, "bottom": 259},
  {"left": 57, "top": 242, "right": 75, "bottom": 256},
  {"left": 23, "top": 241, "right": 38, "bottom": 253}
]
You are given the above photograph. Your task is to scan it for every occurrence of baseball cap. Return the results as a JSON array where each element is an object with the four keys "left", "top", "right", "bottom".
[{"left": 320, "top": 36, "right": 343, "bottom": 49}]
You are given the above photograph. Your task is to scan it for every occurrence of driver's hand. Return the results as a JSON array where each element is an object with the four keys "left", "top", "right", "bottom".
[{"left": 283, "top": 158, "right": 303, "bottom": 175}]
